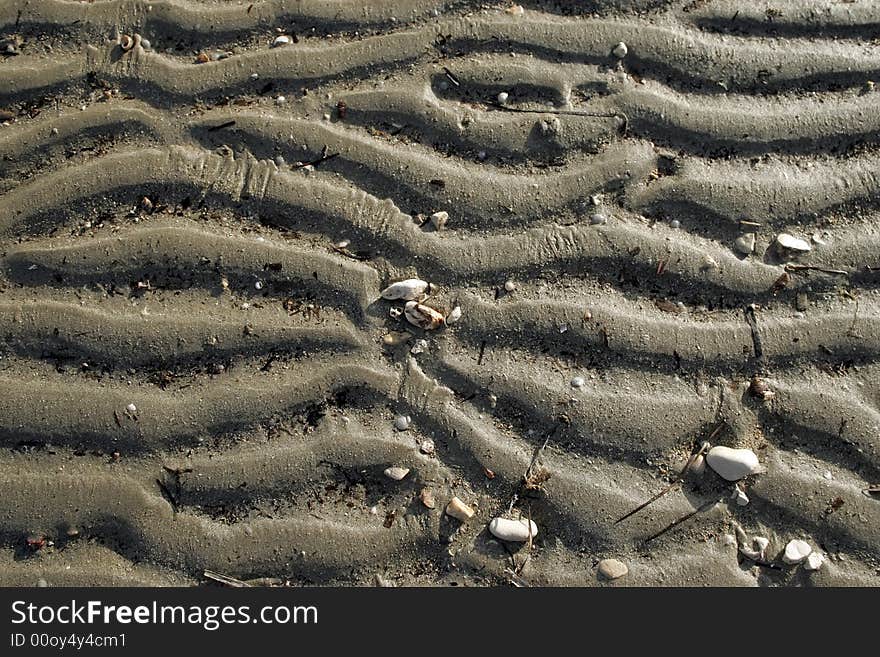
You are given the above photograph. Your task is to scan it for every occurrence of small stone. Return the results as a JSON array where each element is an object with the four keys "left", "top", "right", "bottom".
[
  {"left": 497, "top": 91, "right": 509, "bottom": 104},
  {"left": 504, "top": 280, "right": 516, "bottom": 293},
  {"left": 272, "top": 35, "right": 291, "bottom": 47},
  {"left": 488, "top": 517, "right": 538, "bottom": 542},
  {"left": 776, "top": 233, "right": 812, "bottom": 253},
  {"left": 430, "top": 211, "right": 448, "bottom": 230},
  {"left": 590, "top": 213, "right": 607, "bottom": 225},
  {"left": 570, "top": 376, "right": 585, "bottom": 388},
  {"left": 382, "top": 332, "right": 411, "bottom": 346},
  {"left": 410, "top": 338, "right": 428, "bottom": 354},
  {"left": 795, "top": 292, "right": 808, "bottom": 312},
  {"left": 419, "top": 439, "right": 435, "bottom": 455},
  {"left": 254, "top": 280, "right": 263, "bottom": 290},
  {"left": 705, "top": 446, "right": 762, "bottom": 481},
  {"left": 275, "top": 95, "right": 286, "bottom": 105},
  {"left": 597, "top": 558, "right": 628, "bottom": 580},
  {"left": 126, "top": 403, "right": 137, "bottom": 413},
  {"left": 612, "top": 42, "right": 628, "bottom": 58},
  {"left": 734, "top": 233, "right": 756, "bottom": 255},
  {"left": 445, "top": 306, "right": 462, "bottom": 325},
  {"left": 37, "top": 578, "right": 48, "bottom": 587},
  {"left": 783, "top": 539, "right": 813, "bottom": 565},
  {"left": 419, "top": 488, "right": 436, "bottom": 509},
  {"left": 445, "top": 496, "right": 474, "bottom": 522},
  {"left": 393, "top": 415, "right": 411, "bottom": 431},
  {"left": 732, "top": 485, "right": 749, "bottom": 506},
  {"left": 505, "top": 4, "right": 524, "bottom": 15},
  {"left": 670, "top": 219, "right": 680, "bottom": 229},
  {"left": 804, "top": 551, "right": 825, "bottom": 571},
  {"left": 384, "top": 466, "right": 410, "bottom": 481}
]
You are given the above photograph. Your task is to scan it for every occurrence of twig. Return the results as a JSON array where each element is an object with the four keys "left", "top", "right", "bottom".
[
  {"left": 203, "top": 570, "right": 251, "bottom": 587},
  {"left": 785, "top": 264, "right": 849, "bottom": 276},
  {"left": 644, "top": 499, "right": 717, "bottom": 544},
  {"left": 292, "top": 145, "right": 339, "bottom": 169},
  {"left": 504, "top": 568, "right": 530, "bottom": 587},
  {"left": 442, "top": 67, "right": 460, "bottom": 87}
]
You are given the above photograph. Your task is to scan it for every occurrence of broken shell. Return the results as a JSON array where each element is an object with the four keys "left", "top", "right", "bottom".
[
  {"left": 393, "top": 415, "right": 411, "bottom": 431},
  {"left": 119, "top": 34, "right": 134, "bottom": 51},
  {"left": 272, "top": 35, "right": 291, "bottom": 47},
  {"left": 804, "top": 551, "right": 825, "bottom": 571},
  {"left": 446, "top": 306, "right": 462, "bottom": 324},
  {"left": 589, "top": 213, "right": 607, "bottom": 225},
  {"left": 488, "top": 517, "right": 538, "bottom": 542},
  {"left": 597, "top": 558, "right": 628, "bottom": 580},
  {"left": 404, "top": 301, "right": 445, "bottom": 330},
  {"left": 380, "top": 279, "right": 429, "bottom": 301},
  {"left": 382, "top": 332, "right": 410, "bottom": 346},
  {"left": 419, "top": 488, "right": 436, "bottom": 509},
  {"left": 126, "top": 403, "right": 137, "bottom": 413},
  {"left": 690, "top": 453, "right": 706, "bottom": 476},
  {"left": 734, "top": 233, "right": 756, "bottom": 256},
  {"left": 384, "top": 466, "right": 410, "bottom": 481},
  {"left": 430, "top": 211, "right": 448, "bottom": 230},
  {"left": 776, "top": 233, "right": 812, "bottom": 253},
  {"left": 749, "top": 376, "right": 775, "bottom": 401},
  {"left": 410, "top": 339, "right": 428, "bottom": 354},
  {"left": 445, "top": 496, "right": 474, "bottom": 522},
  {"left": 732, "top": 485, "right": 749, "bottom": 506},
  {"left": 612, "top": 42, "right": 628, "bottom": 58},
  {"left": 389, "top": 306, "right": 403, "bottom": 319},
  {"left": 504, "top": 280, "right": 516, "bottom": 293},
  {"left": 783, "top": 539, "right": 813, "bottom": 565},
  {"left": 739, "top": 536, "right": 770, "bottom": 561},
  {"left": 705, "top": 446, "right": 762, "bottom": 481},
  {"left": 419, "top": 439, "right": 435, "bottom": 455},
  {"left": 497, "top": 91, "right": 509, "bottom": 104}
]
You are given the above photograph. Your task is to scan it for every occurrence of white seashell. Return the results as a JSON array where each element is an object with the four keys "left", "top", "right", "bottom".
[
  {"left": 381, "top": 279, "right": 429, "bottom": 301},
  {"left": 732, "top": 485, "right": 749, "bottom": 506},
  {"left": 445, "top": 306, "right": 462, "bottom": 324},
  {"left": 445, "top": 496, "right": 474, "bottom": 522},
  {"left": 783, "top": 539, "right": 813, "bottom": 564},
  {"left": 272, "top": 35, "right": 291, "bottom": 47},
  {"left": 410, "top": 338, "right": 428, "bottom": 354},
  {"left": 570, "top": 376, "right": 585, "bottom": 388},
  {"left": 776, "top": 233, "right": 812, "bottom": 253},
  {"left": 393, "top": 415, "right": 410, "bottom": 431},
  {"left": 419, "top": 439, "right": 435, "bottom": 455},
  {"left": 430, "top": 211, "right": 448, "bottom": 230},
  {"left": 126, "top": 403, "right": 137, "bottom": 413},
  {"left": 705, "top": 446, "right": 762, "bottom": 481},
  {"left": 488, "top": 517, "right": 538, "bottom": 542},
  {"left": 384, "top": 467, "right": 410, "bottom": 481},
  {"left": 497, "top": 91, "right": 509, "bottom": 104},
  {"left": 804, "top": 551, "right": 825, "bottom": 571},
  {"left": 739, "top": 536, "right": 770, "bottom": 561},
  {"left": 504, "top": 280, "right": 516, "bottom": 293},
  {"left": 597, "top": 558, "right": 628, "bottom": 580},
  {"left": 734, "top": 233, "right": 756, "bottom": 255},
  {"left": 690, "top": 453, "right": 706, "bottom": 476},
  {"left": 404, "top": 301, "right": 445, "bottom": 330},
  {"left": 612, "top": 42, "right": 628, "bottom": 58}
]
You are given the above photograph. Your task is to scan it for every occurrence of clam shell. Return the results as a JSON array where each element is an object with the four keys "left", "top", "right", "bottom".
[
  {"left": 445, "top": 496, "right": 474, "bottom": 522},
  {"left": 380, "top": 279, "right": 428, "bottom": 301},
  {"left": 783, "top": 539, "right": 812, "bottom": 564},
  {"left": 776, "top": 233, "right": 812, "bottom": 253},
  {"left": 383, "top": 467, "right": 410, "bottom": 481},
  {"left": 705, "top": 446, "right": 762, "bottom": 481}
]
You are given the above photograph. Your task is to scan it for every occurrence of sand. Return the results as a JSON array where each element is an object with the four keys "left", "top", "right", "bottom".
[{"left": 0, "top": 0, "right": 878, "bottom": 587}]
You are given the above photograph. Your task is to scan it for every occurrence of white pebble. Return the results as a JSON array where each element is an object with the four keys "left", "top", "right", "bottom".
[
  {"left": 570, "top": 376, "right": 585, "bottom": 388},
  {"left": 734, "top": 233, "right": 756, "bottom": 255},
  {"left": 669, "top": 219, "right": 680, "bottom": 229},
  {"left": 732, "top": 485, "right": 749, "bottom": 506},
  {"left": 504, "top": 280, "right": 516, "bottom": 293},
  {"left": 446, "top": 306, "right": 462, "bottom": 325},
  {"left": 419, "top": 439, "right": 435, "bottom": 455},
  {"left": 776, "top": 233, "right": 812, "bottom": 253},
  {"left": 126, "top": 403, "right": 137, "bottom": 413},
  {"left": 488, "top": 517, "right": 538, "bottom": 542},
  {"left": 590, "top": 213, "right": 607, "bottom": 225},
  {"left": 272, "top": 35, "right": 291, "bottom": 47},
  {"left": 383, "top": 466, "right": 410, "bottom": 481},
  {"left": 612, "top": 42, "right": 628, "bottom": 58},
  {"left": 783, "top": 539, "right": 813, "bottom": 565},
  {"left": 254, "top": 280, "right": 263, "bottom": 290},
  {"left": 380, "top": 279, "right": 428, "bottom": 301},
  {"left": 705, "top": 446, "right": 762, "bottom": 481},
  {"left": 497, "top": 91, "right": 509, "bottom": 104},
  {"left": 393, "top": 415, "right": 410, "bottom": 431},
  {"left": 597, "top": 558, "right": 628, "bottom": 580},
  {"left": 275, "top": 95, "right": 286, "bottom": 105},
  {"left": 430, "top": 211, "right": 448, "bottom": 230}
]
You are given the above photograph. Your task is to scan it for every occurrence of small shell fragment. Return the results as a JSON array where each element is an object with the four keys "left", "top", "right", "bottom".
[
  {"left": 419, "top": 488, "right": 436, "bottom": 509},
  {"left": 430, "top": 211, "right": 448, "bottom": 231},
  {"left": 749, "top": 376, "right": 775, "bottom": 401},
  {"left": 612, "top": 42, "right": 628, "bottom": 58},
  {"left": 404, "top": 301, "right": 445, "bottom": 330},
  {"left": 705, "top": 446, "right": 762, "bottom": 481},
  {"left": 393, "top": 415, "right": 411, "bottom": 431},
  {"left": 488, "top": 517, "right": 538, "bottom": 542},
  {"left": 497, "top": 91, "right": 509, "bottom": 104},
  {"left": 804, "top": 551, "right": 825, "bottom": 571},
  {"left": 776, "top": 233, "right": 812, "bottom": 253},
  {"left": 734, "top": 233, "right": 756, "bottom": 255},
  {"left": 589, "top": 213, "right": 607, "bottom": 225},
  {"left": 597, "top": 558, "right": 628, "bottom": 580},
  {"left": 690, "top": 453, "right": 706, "bottom": 476},
  {"left": 126, "top": 403, "right": 137, "bottom": 413},
  {"left": 504, "top": 280, "right": 516, "bottom": 293},
  {"left": 119, "top": 34, "right": 134, "bottom": 51},
  {"left": 732, "top": 485, "right": 749, "bottom": 506},
  {"left": 382, "top": 332, "right": 410, "bottom": 346},
  {"left": 445, "top": 496, "right": 474, "bottom": 522},
  {"left": 570, "top": 376, "right": 585, "bottom": 388},
  {"left": 272, "top": 35, "right": 291, "bottom": 47},
  {"left": 739, "top": 536, "right": 770, "bottom": 561},
  {"left": 419, "top": 439, "right": 435, "bottom": 455},
  {"left": 381, "top": 279, "right": 429, "bottom": 301},
  {"left": 446, "top": 306, "right": 462, "bottom": 324},
  {"left": 783, "top": 539, "right": 813, "bottom": 565},
  {"left": 384, "top": 467, "right": 410, "bottom": 481}
]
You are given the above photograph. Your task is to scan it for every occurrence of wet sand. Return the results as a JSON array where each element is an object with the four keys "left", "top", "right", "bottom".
[{"left": 0, "top": 0, "right": 878, "bottom": 587}]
